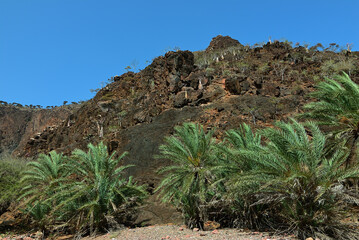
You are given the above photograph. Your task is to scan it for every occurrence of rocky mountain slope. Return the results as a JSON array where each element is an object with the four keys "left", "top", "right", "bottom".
[
  {"left": 15, "top": 36, "right": 359, "bottom": 180},
  {"left": 2, "top": 35, "right": 359, "bottom": 224}
]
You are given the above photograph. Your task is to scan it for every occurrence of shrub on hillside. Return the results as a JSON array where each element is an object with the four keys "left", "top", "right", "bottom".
[{"left": 0, "top": 154, "right": 27, "bottom": 214}]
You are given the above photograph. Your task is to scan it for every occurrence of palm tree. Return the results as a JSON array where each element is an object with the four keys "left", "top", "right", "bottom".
[
  {"left": 155, "top": 122, "right": 221, "bottom": 229},
  {"left": 215, "top": 123, "right": 264, "bottom": 228},
  {"left": 300, "top": 72, "right": 359, "bottom": 167},
  {"left": 51, "top": 142, "right": 147, "bottom": 235},
  {"left": 19, "top": 151, "right": 67, "bottom": 230},
  {"left": 219, "top": 123, "right": 262, "bottom": 174},
  {"left": 20, "top": 151, "right": 66, "bottom": 202},
  {"left": 231, "top": 119, "right": 359, "bottom": 239}
]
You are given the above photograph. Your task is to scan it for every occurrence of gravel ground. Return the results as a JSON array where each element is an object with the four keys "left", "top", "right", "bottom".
[
  {"left": 0, "top": 225, "right": 298, "bottom": 240},
  {"left": 83, "top": 225, "right": 297, "bottom": 240}
]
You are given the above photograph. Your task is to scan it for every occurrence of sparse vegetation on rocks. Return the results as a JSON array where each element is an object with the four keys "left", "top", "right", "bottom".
[{"left": 1, "top": 36, "right": 359, "bottom": 239}]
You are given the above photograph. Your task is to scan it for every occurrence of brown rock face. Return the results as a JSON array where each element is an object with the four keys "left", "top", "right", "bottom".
[
  {"left": 206, "top": 35, "right": 242, "bottom": 52},
  {"left": 0, "top": 105, "right": 75, "bottom": 156},
  {"left": 0, "top": 106, "right": 32, "bottom": 154}
]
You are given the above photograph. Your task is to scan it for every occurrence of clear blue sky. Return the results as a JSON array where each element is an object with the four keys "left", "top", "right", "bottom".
[{"left": 1, "top": 0, "right": 358, "bottom": 107}]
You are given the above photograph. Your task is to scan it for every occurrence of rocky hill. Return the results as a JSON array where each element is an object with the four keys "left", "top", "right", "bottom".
[
  {"left": 2, "top": 35, "right": 359, "bottom": 224},
  {"left": 14, "top": 36, "right": 359, "bottom": 178},
  {"left": 0, "top": 104, "right": 79, "bottom": 156}
]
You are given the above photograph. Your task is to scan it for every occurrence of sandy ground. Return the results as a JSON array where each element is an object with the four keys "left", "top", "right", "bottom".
[
  {"left": 0, "top": 225, "right": 297, "bottom": 240},
  {"left": 82, "top": 225, "right": 297, "bottom": 240}
]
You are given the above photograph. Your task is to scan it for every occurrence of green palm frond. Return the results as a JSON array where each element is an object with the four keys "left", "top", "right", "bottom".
[
  {"left": 301, "top": 73, "right": 359, "bottom": 125},
  {"left": 19, "top": 151, "right": 66, "bottom": 203},
  {"left": 155, "top": 122, "right": 222, "bottom": 228},
  {"left": 50, "top": 142, "right": 147, "bottom": 234},
  {"left": 226, "top": 119, "right": 359, "bottom": 239},
  {"left": 18, "top": 151, "right": 66, "bottom": 229},
  {"left": 18, "top": 142, "right": 146, "bottom": 234},
  {"left": 300, "top": 73, "right": 359, "bottom": 167},
  {"left": 219, "top": 123, "right": 262, "bottom": 170}
]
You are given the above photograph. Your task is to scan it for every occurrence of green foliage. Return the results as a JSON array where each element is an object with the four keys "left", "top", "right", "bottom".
[
  {"left": 302, "top": 73, "right": 359, "bottom": 126},
  {"left": 215, "top": 124, "right": 265, "bottom": 229},
  {"left": 235, "top": 61, "right": 251, "bottom": 74},
  {"left": 227, "top": 119, "right": 359, "bottom": 239},
  {"left": 157, "top": 119, "right": 359, "bottom": 238},
  {"left": 155, "top": 123, "right": 222, "bottom": 228},
  {"left": 52, "top": 142, "right": 147, "bottom": 234},
  {"left": 218, "top": 123, "right": 262, "bottom": 175},
  {"left": 19, "top": 143, "right": 147, "bottom": 235},
  {"left": 321, "top": 59, "right": 356, "bottom": 77},
  {"left": 100, "top": 92, "right": 114, "bottom": 101},
  {"left": 205, "top": 67, "right": 215, "bottom": 77},
  {"left": 256, "top": 62, "right": 271, "bottom": 74},
  {"left": 222, "top": 69, "right": 233, "bottom": 78},
  {"left": 20, "top": 151, "right": 66, "bottom": 204},
  {"left": 118, "top": 110, "right": 128, "bottom": 117},
  {"left": 0, "top": 155, "right": 27, "bottom": 214},
  {"left": 19, "top": 151, "right": 67, "bottom": 229},
  {"left": 300, "top": 73, "right": 359, "bottom": 167}
]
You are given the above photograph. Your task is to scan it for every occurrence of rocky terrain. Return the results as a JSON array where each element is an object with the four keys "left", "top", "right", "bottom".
[
  {"left": 1, "top": 35, "right": 359, "bottom": 225},
  {"left": 0, "top": 105, "right": 79, "bottom": 156}
]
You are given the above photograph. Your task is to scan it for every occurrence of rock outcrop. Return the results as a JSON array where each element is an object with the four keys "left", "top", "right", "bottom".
[
  {"left": 206, "top": 35, "right": 243, "bottom": 52},
  {"left": 0, "top": 105, "right": 76, "bottom": 156},
  {"left": 2, "top": 35, "right": 359, "bottom": 225}
]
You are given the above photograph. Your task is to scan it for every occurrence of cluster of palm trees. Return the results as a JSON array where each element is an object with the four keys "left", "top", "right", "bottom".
[
  {"left": 19, "top": 142, "right": 147, "bottom": 236},
  {"left": 20, "top": 73, "right": 359, "bottom": 239},
  {"left": 155, "top": 73, "right": 359, "bottom": 239}
]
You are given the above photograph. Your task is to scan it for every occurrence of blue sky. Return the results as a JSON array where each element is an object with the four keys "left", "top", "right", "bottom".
[{"left": 1, "top": 0, "right": 358, "bottom": 107}]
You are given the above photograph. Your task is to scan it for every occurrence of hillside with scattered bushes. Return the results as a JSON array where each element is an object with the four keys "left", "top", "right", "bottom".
[{"left": 1, "top": 35, "right": 359, "bottom": 239}]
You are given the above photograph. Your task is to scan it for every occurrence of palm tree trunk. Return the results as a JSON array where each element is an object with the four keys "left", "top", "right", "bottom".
[
  {"left": 346, "top": 134, "right": 359, "bottom": 193},
  {"left": 346, "top": 135, "right": 359, "bottom": 169}
]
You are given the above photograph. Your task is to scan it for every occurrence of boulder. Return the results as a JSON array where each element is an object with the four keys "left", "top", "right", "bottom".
[
  {"left": 199, "top": 85, "right": 226, "bottom": 104},
  {"left": 164, "top": 50, "right": 194, "bottom": 78},
  {"left": 225, "top": 76, "right": 249, "bottom": 95},
  {"left": 167, "top": 74, "right": 182, "bottom": 93},
  {"left": 183, "top": 71, "right": 209, "bottom": 90},
  {"left": 203, "top": 220, "right": 220, "bottom": 231},
  {"left": 206, "top": 35, "right": 243, "bottom": 52},
  {"left": 174, "top": 87, "right": 202, "bottom": 108}
]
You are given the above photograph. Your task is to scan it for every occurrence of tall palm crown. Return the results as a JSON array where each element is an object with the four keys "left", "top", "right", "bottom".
[
  {"left": 155, "top": 122, "right": 219, "bottom": 228},
  {"left": 300, "top": 73, "right": 359, "bottom": 166}
]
